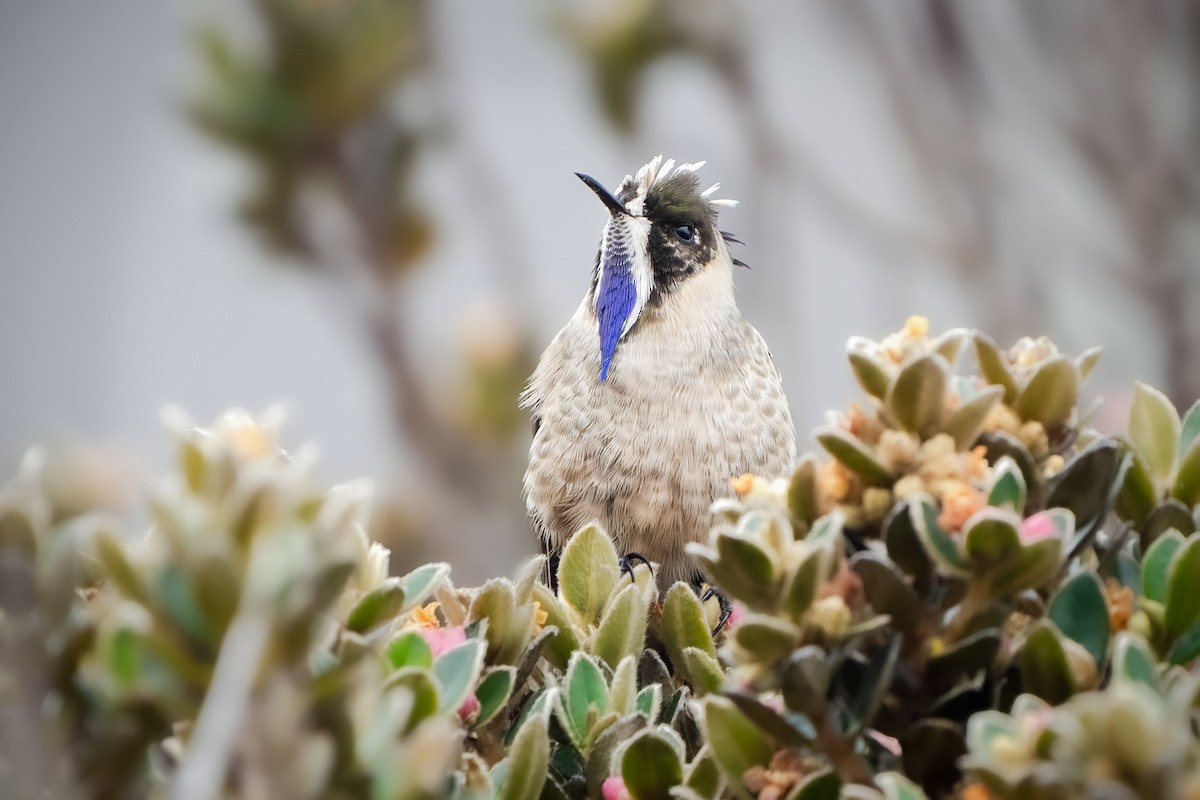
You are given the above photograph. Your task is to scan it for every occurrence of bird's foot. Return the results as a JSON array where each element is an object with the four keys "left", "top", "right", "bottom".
[
  {"left": 619, "top": 552, "right": 653, "bottom": 583},
  {"left": 699, "top": 584, "right": 734, "bottom": 637}
]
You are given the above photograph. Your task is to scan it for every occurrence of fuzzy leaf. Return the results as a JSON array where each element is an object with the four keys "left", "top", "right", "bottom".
[
  {"left": 384, "top": 629, "right": 433, "bottom": 670},
  {"left": 987, "top": 456, "right": 1026, "bottom": 513},
  {"left": 944, "top": 384, "right": 1004, "bottom": 451},
  {"left": 1116, "top": 443, "right": 1158, "bottom": 526},
  {"left": 475, "top": 667, "right": 516, "bottom": 727},
  {"left": 972, "top": 332, "right": 1018, "bottom": 403},
  {"left": 698, "top": 696, "right": 774, "bottom": 784},
  {"left": 1015, "top": 356, "right": 1078, "bottom": 427},
  {"left": 636, "top": 685, "right": 661, "bottom": 719},
  {"left": 1111, "top": 633, "right": 1158, "bottom": 688},
  {"left": 961, "top": 509, "right": 1022, "bottom": 566},
  {"left": 1142, "top": 499, "right": 1197, "bottom": 550},
  {"left": 733, "top": 615, "right": 800, "bottom": 663},
  {"left": 94, "top": 531, "right": 148, "bottom": 604},
  {"left": 684, "top": 747, "right": 723, "bottom": 797},
  {"left": 1047, "top": 572, "right": 1109, "bottom": 669},
  {"left": 815, "top": 427, "right": 893, "bottom": 486},
  {"left": 875, "top": 772, "right": 930, "bottom": 800},
  {"left": 723, "top": 691, "right": 811, "bottom": 747},
  {"left": 887, "top": 354, "right": 949, "bottom": 438},
  {"left": 561, "top": 653, "right": 609, "bottom": 746},
  {"left": 681, "top": 647, "right": 725, "bottom": 695},
  {"left": 593, "top": 583, "right": 649, "bottom": 670},
  {"left": 498, "top": 692, "right": 552, "bottom": 800},
  {"left": 346, "top": 578, "right": 405, "bottom": 633},
  {"left": 986, "top": 538, "right": 1061, "bottom": 598},
  {"left": 397, "top": 562, "right": 450, "bottom": 615},
  {"left": 1046, "top": 440, "right": 1122, "bottom": 555},
  {"left": 709, "top": 534, "right": 778, "bottom": 609},
  {"left": 531, "top": 583, "right": 580, "bottom": 669},
  {"left": 1129, "top": 382, "right": 1181, "bottom": 486},
  {"left": 850, "top": 552, "right": 920, "bottom": 632},
  {"left": 434, "top": 639, "right": 487, "bottom": 715},
  {"left": 909, "top": 495, "right": 970, "bottom": 575},
  {"left": 1165, "top": 535, "right": 1200, "bottom": 639},
  {"left": 1168, "top": 621, "right": 1200, "bottom": 666},
  {"left": 558, "top": 524, "right": 620, "bottom": 625},
  {"left": 1142, "top": 530, "right": 1185, "bottom": 604},
  {"left": 1019, "top": 622, "right": 1075, "bottom": 704},
  {"left": 386, "top": 668, "right": 441, "bottom": 732},
  {"left": 934, "top": 328, "right": 970, "bottom": 366},
  {"left": 660, "top": 583, "right": 717, "bottom": 668},
  {"left": 782, "top": 549, "right": 824, "bottom": 622},
  {"left": 787, "top": 456, "right": 820, "bottom": 527},
  {"left": 847, "top": 338, "right": 892, "bottom": 399},
  {"left": 1172, "top": 439, "right": 1200, "bottom": 507},
  {"left": 781, "top": 646, "right": 830, "bottom": 717},
  {"left": 786, "top": 770, "right": 840, "bottom": 800},
  {"left": 622, "top": 729, "right": 684, "bottom": 800},
  {"left": 884, "top": 501, "right": 933, "bottom": 581}
]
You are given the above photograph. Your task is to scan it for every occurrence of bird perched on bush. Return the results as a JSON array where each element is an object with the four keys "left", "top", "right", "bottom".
[{"left": 522, "top": 156, "right": 796, "bottom": 586}]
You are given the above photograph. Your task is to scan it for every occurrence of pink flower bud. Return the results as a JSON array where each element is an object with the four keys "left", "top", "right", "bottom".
[
  {"left": 420, "top": 625, "right": 467, "bottom": 659},
  {"left": 1019, "top": 512, "right": 1058, "bottom": 544},
  {"left": 458, "top": 692, "right": 481, "bottom": 723},
  {"left": 602, "top": 777, "right": 630, "bottom": 800}
]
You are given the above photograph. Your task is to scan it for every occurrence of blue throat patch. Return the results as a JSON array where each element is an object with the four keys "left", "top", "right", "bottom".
[{"left": 596, "top": 241, "right": 637, "bottom": 382}]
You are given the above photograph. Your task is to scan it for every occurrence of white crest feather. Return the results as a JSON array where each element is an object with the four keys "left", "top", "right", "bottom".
[{"left": 618, "top": 155, "right": 737, "bottom": 215}]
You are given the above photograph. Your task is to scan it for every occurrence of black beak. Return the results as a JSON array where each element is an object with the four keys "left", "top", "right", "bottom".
[{"left": 576, "top": 173, "right": 630, "bottom": 216}]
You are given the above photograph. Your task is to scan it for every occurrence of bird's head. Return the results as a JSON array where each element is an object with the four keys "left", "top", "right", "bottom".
[{"left": 576, "top": 156, "right": 741, "bottom": 381}]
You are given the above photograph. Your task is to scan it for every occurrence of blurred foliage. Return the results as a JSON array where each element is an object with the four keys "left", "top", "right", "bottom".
[
  {"left": 192, "top": 0, "right": 434, "bottom": 267},
  {"left": 6, "top": 321, "right": 1200, "bottom": 798}
]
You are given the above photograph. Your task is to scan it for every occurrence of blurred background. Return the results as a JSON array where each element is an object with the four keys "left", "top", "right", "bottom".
[{"left": 1, "top": 0, "right": 1197, "bottom": 583}]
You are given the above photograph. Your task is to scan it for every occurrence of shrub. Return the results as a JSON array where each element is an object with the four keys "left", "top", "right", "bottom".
[{"left": 3, "top": 319, "right": 1200, "bottom": 799}]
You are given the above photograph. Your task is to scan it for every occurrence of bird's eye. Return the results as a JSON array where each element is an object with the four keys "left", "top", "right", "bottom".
[{"left": 675, "top": 224, "right": 694, "bottom": 242}]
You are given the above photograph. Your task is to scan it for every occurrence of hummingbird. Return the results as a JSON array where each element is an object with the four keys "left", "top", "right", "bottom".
[{"left": 521, "top": 156, "right": 797, "bottom": 587}]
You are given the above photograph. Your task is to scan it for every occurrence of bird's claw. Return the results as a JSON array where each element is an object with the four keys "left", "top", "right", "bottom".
[
  {"left": 697, "top": 583, "right": 733, "bottom": 636},
  {"left": 619, "top": 552, "right": 653, "bottom": 582}
]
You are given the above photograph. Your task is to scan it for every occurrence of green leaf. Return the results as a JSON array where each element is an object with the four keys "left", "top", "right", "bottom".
[
  {"left": 1015, "top": 356, "right": 1078, "bottom": 427},
  {"left": 732, "top": 615, "right": 801, "bottom": 663},
  {"left": 558, "top": 524, "right": 620, "bottom": 625},
  {"left": 986, "top": 538, "right": 1062, "bottom": 598},
  {"left": 561, "top": 653, "right": 609, "bottom": 746},
  {"left": 385, "top": 667, "right": 440, "bottom": 732},
  {"left": 909, "top": 495, "right": 970, "bottom": 575},
  {"left": 635, "top": 685, "right": 661, "bottom": 719},
  {"left": 1116, "top": 443, "right": 1158, "bottom": 526},
  {"left": 609, "top": 655, "right": 639, "bottom": 716},
  {"left": 972, "top": 332, "right": 1018, "bottom": 404},
  {"left": 723, "top": 691, "right": 811, "bottom": 747},
  {"left": 787, "top": 456, "right": 820, "bottom": 527},
  {"left": 815, "top": 427, "right": 893, "bottom": 486},
  {"left": 1129, "top": 382, "right": 1181, "bottom": 486},
  {"left": 621, "top": 729, "right": 684, "bottom": 800},
  {"left": 433, "top": 639, "right": 486, "bottom": 715},
  {"left": 934, "top": 328, "right": 970, "bottom": 366},
  {"left": 593, "top": 583, "right": 649, "bottom": 670},
  {"left": 498, "top": 691, "right": 551, "bottom": 800},
  {"left": 1046, "top": 440, "right": 1122, "bottom": 556},
  {"left": 875, "top": 772, "right": 930, "bottom": 800},
  {"left": 987, "top": 456, "right": 1027, "bottom": 512},
  {"left": 346, "top": 578, "right": 405, "bottom": 633},
  {"left": 884, "top": 501, "right": 933, "bottom": 581},
  {"left": 94, "top": 531, "right": 148, "bottom": 604},
  {"left": 1165, "top": 535, "right": 1200, "bottom": 638},
  {"left": 782, "top": 549, "right": 824, "bottom": 622},
  {"left": 1141, "top": 499, "right": 1196, "bottom": 551},
  {"left": 1142, "top": 529, "right": 1185, "bottom": 604},
  {"left": 681, "top": 647, "right": 726, "bottom": 695},
  {"left": 707, "top": 534, "right": 778, "bottom": 610},
  {"left": 780, "top": 646, "right": 830, "bottom": 717},
  {"left": 961, "top": 509, "right": 1023, "bottom": 566},
  {"left": 786, "top": 770, "right": 840, "bottom": 800},
  {"left": 397, "top": 562, "right": 450, "bottom": 615},
  {"left": 475, "top": 667, "right": 516, "bottom": 727},
  {"left": 850, "top": 553, "right": 920, "bottom": 632},
  {"left": 847, "top": 338, "right": 892, "bottom": 399},
  {"left": 660, "top": 583, "right": 717, "bottom": 668},
  {"left": 1112, "top": 632, "right": 1158, "bottom": 689},
  {"left": 1167, "top": 620, "right": 1200, "bottom": 665},
  {"left": 1181, "top": 400, "right": 1200, "bottom": 455},
  {"left": 978, "top": 430, "right": 1038, "bottom": 491},
  {"left": 531, "top": 583, "right": 580, "bottom": 669},
  {"left": 1172, "top": 440, "right": 1200, "bottom": 507},
  {"left": 384, "top": 629, "right": 433, "bottom": 670},
  {"left": 698, "top": 696, "right": 774, "bottom": 784},
  {"left": 841, "top": 637, "right": 901, "bottom": 735},
  {"left": 1047, "top": 572, "right": 1110, "bottom": 669},
  {"left": 886, "top": 354, "right": 949, "bottom": 438},
  {"left": 944, "top": 385, "right": 1004, "bottom": 450},
  {"left": 1019, "top": 622, "right": 1075, "bottom": 704},
  {"left": 684, "top": 747, "right": 722, "bottom": 797}
]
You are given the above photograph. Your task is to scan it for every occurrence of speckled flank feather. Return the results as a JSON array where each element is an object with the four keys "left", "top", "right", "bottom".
[{"left": 522, "top": 217, "right": 796, "bottom": 584}]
